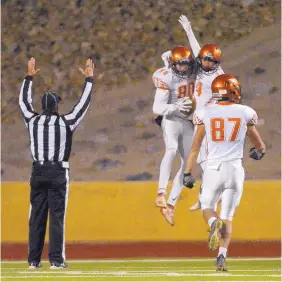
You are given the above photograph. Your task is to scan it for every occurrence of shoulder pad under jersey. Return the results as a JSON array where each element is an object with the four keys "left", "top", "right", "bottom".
[{"left": 152, "top": 67, "right": 171, "bottom": 90}]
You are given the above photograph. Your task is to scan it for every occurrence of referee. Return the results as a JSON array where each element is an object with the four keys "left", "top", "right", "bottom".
[{"left": 19, "top": 57, "right": 94, "bottom": 269}]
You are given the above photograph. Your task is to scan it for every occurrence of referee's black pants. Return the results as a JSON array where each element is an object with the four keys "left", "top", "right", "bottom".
[{"left": 28, "top": 162, "right": 69, "bottom": 264}]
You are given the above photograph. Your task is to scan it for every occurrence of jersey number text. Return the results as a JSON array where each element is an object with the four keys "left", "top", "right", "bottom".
[
  {"left": 211, "top": 118, "right": 241, "bottom": 142},
  {"left": 178, "top": 82, "right": 195, "bottom": 99}
]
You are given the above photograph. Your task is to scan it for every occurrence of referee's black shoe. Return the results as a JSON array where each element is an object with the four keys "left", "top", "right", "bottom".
[
  {"left": 29, "top": 262, "right": 42, "bottom": 269},
  {"left": 50, "top": 261, "right": 67, "bottom": 269}
]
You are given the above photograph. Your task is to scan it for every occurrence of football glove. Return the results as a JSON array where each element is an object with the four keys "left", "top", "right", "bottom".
[
  {"left": 176, "top": 97, "right": 192, "bottom": 117},
  {"left": 183, "top": 173, "right": 196, "bottom": 189},
  {"left": 154, "top": 115, "right": 163, "bottom": 127},
  {"left": 249, "top": 147, "right": 265, "bottom": 160},
  {"left": 178, "top": 15, "right": 192, "bottom": 34}
]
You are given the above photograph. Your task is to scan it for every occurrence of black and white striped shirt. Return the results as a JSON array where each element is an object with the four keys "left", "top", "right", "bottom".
[{"left": 19, "top": 76, "right": 93, "bottom": 164}]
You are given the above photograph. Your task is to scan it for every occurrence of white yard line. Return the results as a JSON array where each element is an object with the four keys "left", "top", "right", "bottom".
[
  {"left": 1, "top": 273, "right": 281, "bottom": 278},
  {"left": 1, "top": 257, "right": 280, "bottom": 263},
  {"left": 2, "top": 269, "right": 280, "bottom": 274},
  {"left": 3, "top": 266, "right": 281, "bottom": 270}
]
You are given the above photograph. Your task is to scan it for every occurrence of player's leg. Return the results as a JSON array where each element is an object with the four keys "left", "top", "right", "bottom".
[
  {"left": 216, "top": 162, "right": 244, "bottom": 271},
  {"left": 190, "top": 125, "right": 207, "bottom": 212},
  {"left": 200, "top": 164, "right": 225, "bottom": 251},
  {"left": 156, "top": 118, "right": 180, "bottom": 208},
  {"left": 167, "top": 120, "right": 194, "bottom": 206},
  {"left": 190, "top": 160, "right": 222, "bottom": 212},
  {"left": 161, "top": 121, "right": 194, "bottom": 226}
]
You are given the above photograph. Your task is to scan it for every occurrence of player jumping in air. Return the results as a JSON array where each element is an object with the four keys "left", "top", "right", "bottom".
[
  {"left": 179, "top": 15, "right": 225, "bottom": 211},
  {"left": 152, "top": 46, "right": 196, "bottom": 226}
]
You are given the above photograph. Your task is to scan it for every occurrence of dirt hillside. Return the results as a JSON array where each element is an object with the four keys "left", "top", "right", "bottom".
[{"left": 2, "top": 23, "right": 280, "bottom": 181}]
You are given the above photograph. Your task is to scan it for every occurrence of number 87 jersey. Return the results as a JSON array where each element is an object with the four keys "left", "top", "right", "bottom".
[{"left": 193, "top": 103, "right": 258, "bottom": 162}]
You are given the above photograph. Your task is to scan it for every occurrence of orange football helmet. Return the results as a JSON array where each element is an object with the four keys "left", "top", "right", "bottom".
[
  {"left": 211, "top": 74, "right": 241, "bottom": 103},
  {"left": 169, "top": 46, "right": 194, "bottom": 79},
  {"left": 197, "top": 44, "right": 222, "bottom": 73}
]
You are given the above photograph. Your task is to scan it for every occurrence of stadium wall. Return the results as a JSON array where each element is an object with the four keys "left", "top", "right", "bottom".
[{"left": 1, "top": 181, "right": 281, "bottom": 259}]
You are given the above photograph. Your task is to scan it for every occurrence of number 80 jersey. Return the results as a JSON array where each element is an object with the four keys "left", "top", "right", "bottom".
[
  {"left": 193, "top": 103, "right": 258, "bottom": 163},
  {"left": 152, "top": 66, "right": 196, "bottom": 119}
]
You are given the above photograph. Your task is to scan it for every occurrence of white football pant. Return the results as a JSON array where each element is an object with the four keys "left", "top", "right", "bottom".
[
  {"left": 158, "top": 117, "right": 194, "bottom": 206},
  {"left": 200, "top": 160, "right": 244, "bottom": 221}
]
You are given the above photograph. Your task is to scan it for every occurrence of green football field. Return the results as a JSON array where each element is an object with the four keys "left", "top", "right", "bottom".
[{"left": 1, "top": 258, "right": 281, "bottom": 281}]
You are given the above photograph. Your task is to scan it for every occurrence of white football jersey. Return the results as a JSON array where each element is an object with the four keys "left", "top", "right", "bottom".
[
  {"left": 193, "top": 103, "right": 258, "bottom": 163},
  {"left": 193, "top": 67, "right": 224, "bottom": 109},
  {"left": 152, "top": 66, "right": 196, "bottom": 120}
]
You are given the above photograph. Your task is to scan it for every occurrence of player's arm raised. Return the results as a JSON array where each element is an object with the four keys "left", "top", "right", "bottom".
[{"left": 178, "top": 15, "right": 201, "bottom": 57}]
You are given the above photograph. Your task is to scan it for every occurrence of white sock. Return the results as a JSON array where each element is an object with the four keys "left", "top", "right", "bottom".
[
  {"left": 167, "top": 159, "right": 186, "bottom": 206},
  {"left": 157, "top": 188, "right": 166, "bottom": 195},
  {"left": 218, "top": 247, "right": 227, "bottom": 258},
  {"left": 208, "top": 217, "right": 217, "bottom": 227}
]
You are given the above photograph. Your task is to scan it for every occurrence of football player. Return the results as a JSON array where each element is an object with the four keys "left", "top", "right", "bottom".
[
  {"left": 179, "top": 15, "right": 225, "bottom": 211},
  {"left": 183, "top": 74, "right": 266, "bottom": 271},
  {"left": 152, "top": 46, "right": 196, "bottom": 226}
]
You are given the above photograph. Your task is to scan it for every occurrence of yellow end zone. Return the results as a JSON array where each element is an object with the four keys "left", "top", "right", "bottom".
[{"left": 1, "top": 181, "right": 281, "bottom": 242}]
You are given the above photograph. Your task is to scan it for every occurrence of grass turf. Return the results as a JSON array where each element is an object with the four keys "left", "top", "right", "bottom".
[{"left": 1, "top": 258, "right": 281, "bottom": 281}]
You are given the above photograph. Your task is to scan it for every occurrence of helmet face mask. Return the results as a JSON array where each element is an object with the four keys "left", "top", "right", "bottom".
[
  {"left": 197, "top": 44, "right": 221, "bottom": 75},
  {"left": 169, "top": 46, "right": 194, "bottom": 79},
  {"left": 171, "top": 60, "right": 194, "bottom": 79},
  {"left": 198, "top": 57, "right": 220, "bottom": 73},
  {"left": 229, "top": 82, "right": 242, "bottom": 103}
]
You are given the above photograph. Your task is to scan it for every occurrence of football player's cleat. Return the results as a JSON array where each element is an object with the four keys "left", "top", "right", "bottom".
[
  {"left": 208, "top": 219, "right": 224, "bottom": 251},
  {"left": 155, "top": 194, "right": 167, "bottom": 208},
  {"left": 216, "top": 254, "right": 228, "bottom": 271},
  {"left": 161, "top": 206, "right": 175, "bottom": 226},
  {"left": 190, "top": 200, "right": 201, "bottom": 211}
]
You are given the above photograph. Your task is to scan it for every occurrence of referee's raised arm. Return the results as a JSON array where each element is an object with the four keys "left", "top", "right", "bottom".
[
  {"left": 19, "top": 57, "right": 39, "bottom": 124},
  {"left": 62, "top": 58, "right": 95, "bottom": 131}
]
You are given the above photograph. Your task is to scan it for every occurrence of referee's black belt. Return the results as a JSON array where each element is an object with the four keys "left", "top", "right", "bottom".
[{"left": 33, "top": 161, "right": 69, "bottom": 169}]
